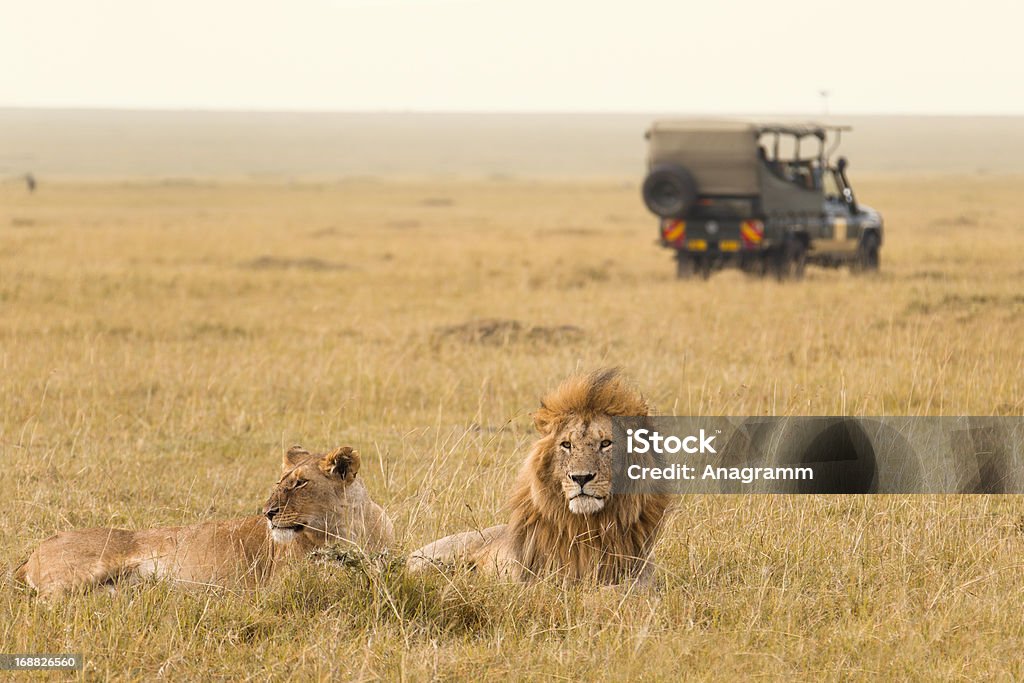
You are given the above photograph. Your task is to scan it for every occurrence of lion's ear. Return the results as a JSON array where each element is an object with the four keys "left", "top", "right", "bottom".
[
  {"left": 283, "top": 445, "right": 310, "bottom": 469},
  {"left": 320, "top": 446, "right": 360, "bottom": 482},
  {"left": 533, "top": 402, "right": 556, "bottom": 435}
]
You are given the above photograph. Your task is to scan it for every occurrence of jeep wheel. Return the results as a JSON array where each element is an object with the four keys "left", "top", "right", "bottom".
[
  {"left": 773, "top": 240, "right": 806, "bottom": 281},
  {"left": 698, "top": 256, "right": 712, "bottom": 280},
  {"left": 857, "top": 233, "right": 880, "bottom": 272},
  {"left": 643, "top": 164, "right": 698, "bottom": 218},
  {"left": 675, "top": 252, "right": 695, "bottom": 280}
]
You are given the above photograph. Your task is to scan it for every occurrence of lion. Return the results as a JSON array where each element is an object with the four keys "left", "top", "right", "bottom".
[
  {"left": 409, "top": 368, "right": 673, "bottom": 585},
  {"left": 15, "top": 445, "right": 394, "bottom": 597}
]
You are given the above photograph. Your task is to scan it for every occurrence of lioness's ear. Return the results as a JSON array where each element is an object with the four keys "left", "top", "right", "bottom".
[
  {"left": 284, "top": 445, "right": 310, "bottom": 469},
  {"left": 320, "top": 446, "right": 360, "bottom": 482}
]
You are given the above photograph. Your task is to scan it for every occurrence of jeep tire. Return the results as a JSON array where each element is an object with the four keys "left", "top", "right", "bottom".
[
  {"left": 643, "top": 164, "right": 698, "bottom": 218},
  {"left": 857, "top": 232, "right": 880, "bottom": 272},
  {"left": 774, "top": 239, "right": 807, "bottom": 281},
  {"left": 675, "top": 252, "right": 695, "bottom": 280}
]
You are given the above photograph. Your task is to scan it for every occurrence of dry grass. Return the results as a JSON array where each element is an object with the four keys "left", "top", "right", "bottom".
[{"left": 2, "top": 175, "right": 1024, "bottom": 680}]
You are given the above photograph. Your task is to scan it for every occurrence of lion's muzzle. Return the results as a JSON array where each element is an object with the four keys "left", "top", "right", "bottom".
[{"left": 566, "top": 471, "right": 607, "bottom": 515}]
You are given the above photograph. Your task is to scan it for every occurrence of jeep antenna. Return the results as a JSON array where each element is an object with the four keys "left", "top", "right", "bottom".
[
  {"left": 819, "top": 89, "right": 831, "bottom": 116},
  {"left": 825, "top": 127, "right": 844, "bottom": 163}
]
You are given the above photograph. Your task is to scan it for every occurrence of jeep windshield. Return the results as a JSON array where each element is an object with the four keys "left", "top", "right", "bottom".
[{"left": 756, "top": 124, "right": 851, "bottom": 192}]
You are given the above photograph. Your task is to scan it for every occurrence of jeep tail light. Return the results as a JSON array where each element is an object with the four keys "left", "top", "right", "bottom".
[
  {"left": 740, "top": 219, "right": 764, "bottom": 248},
  {"left": 662, "top": 219, "right": 686, "bottom": 244}
]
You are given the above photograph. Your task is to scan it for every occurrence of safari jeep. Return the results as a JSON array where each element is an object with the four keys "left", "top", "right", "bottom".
[{"left": 642, "top": 120, "right": 884, "bottom": 279}]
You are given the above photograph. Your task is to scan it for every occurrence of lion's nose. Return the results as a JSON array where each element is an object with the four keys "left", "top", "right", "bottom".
[
  {"left": 569, "top": 473, "right": 596, "bottom": 488},
  {"left": 264, "top": 504, "right": 280, "bottom": 521}
]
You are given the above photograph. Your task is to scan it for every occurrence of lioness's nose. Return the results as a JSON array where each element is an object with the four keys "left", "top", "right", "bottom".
[
  {"left": 264, "top": 505, "right": 280, "bottom": 521},
  {"left": 570, "top": 473, "right": 596, "bottom": 487}
]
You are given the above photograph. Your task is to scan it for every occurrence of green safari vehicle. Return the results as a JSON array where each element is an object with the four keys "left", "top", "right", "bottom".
[{"left": 642, "top": 120, "right": 884, "bottom": 279}]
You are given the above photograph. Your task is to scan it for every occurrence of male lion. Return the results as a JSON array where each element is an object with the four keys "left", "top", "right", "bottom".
[
  {"left": 409, "top": 369, "right": 672, "bottom": 585},
  {"left": 16, "top": 445, "right": 394, "bottom": 597}
]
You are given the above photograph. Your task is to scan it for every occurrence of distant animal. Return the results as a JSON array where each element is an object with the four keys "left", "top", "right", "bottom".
[
  {"left": 16, "top": 445, "right": 394, "bottom": 597},
  {"left": 409, "top": 368, "right": 672, "bottom": 586},
  {"left": 25, "top": 173, "right": 36, "bottom": 193}
]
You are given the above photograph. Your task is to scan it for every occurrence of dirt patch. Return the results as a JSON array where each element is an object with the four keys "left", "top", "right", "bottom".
[
  {"left": 931, "top": 214, "right": 979, "bottom": 228},
  {"left": 307, "top": 227, "right": 341, "bottom": 238},
  {"left": 385, "top": 219, "right": 422, "bottom": 229},
  {"left": 432, "top": 318, "right": 584, "bottom": 347},
  {"left": 243, "top": 256, "right": 350, "bottom": 272},
  {"left": 420, "top": 197, "right": 455, "bottom": 207},
  {"left": 905, "top": 293, "right": 1024, "bottom": 316},
  {"left": 528, "top": 261, "right": 621, "bottom": 290},
  {"left": 906, "top": 270, "right": 949, "bottom": 281},
  {"left": 535, "top": 226, "right": 603, "bottom": 237},
  {"left": 158, "top": 178, "right": 211, "bottom": 187}
]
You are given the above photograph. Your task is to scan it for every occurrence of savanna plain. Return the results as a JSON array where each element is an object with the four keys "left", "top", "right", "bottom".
[{"left": 2, "top": 172, "right": 1024, "bottom": 680}]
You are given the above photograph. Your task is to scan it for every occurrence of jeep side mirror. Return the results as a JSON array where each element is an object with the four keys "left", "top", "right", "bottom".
[{"left": 836, "top": 157, "right": 858, "bottom": 212}]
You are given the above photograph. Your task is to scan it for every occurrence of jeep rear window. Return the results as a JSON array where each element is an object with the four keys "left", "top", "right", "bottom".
[{"left": 692, "top": 197, "right": 755, "bottom": 218}]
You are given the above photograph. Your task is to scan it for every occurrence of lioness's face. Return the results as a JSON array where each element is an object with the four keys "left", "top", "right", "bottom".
[
  {"left": 549, "top": 415, "right": 615, "bottom": 515},
  {"left": 263, "top": 446, "right": 359, "bottom": 544}
]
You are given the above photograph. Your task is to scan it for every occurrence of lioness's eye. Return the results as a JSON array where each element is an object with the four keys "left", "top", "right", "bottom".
[
  {"left": 600, "top": 439, "right": 612, "bottom": 449},
  {"left": 560, "top": 441, "right": 571, "bottom": 450},
  {"left": 293, "top": 479, "right": 308, "bottom": 489}
]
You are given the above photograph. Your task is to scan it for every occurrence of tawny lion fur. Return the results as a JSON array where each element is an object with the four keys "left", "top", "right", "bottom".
[
  {"left": 15, "top": 446, "right": 393, "bottom": 597},
  {"left": 409, "top": 368, "right": 673, "bottom": 585}
]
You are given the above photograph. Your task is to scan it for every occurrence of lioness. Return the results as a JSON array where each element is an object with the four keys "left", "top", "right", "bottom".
[
  {"left": 409, "top": 368, "right": 672, "bottom": 585},
  {"left": 16, "top": 445, "right": 394, "bottom": 596}
]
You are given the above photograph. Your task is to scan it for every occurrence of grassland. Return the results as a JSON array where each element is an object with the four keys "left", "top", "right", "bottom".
[{"left": 2, "top": 175, "right": 1023, "bottom": 680}]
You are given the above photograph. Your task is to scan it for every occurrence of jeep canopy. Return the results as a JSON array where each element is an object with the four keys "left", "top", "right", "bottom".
[
  {"left": 646, "top": 120, "right": 760, "bottom": 195},
  {"left": 645, "top": 120, "right": 853, "bottom": 196}
]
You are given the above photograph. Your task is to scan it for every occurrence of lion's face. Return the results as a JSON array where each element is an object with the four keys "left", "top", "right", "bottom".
[
  {"left": 263, "top": 446, "right": 360, "bottom": 544},
  {"left": 547, "top": 414, "right": 615, "bottom": 515}
]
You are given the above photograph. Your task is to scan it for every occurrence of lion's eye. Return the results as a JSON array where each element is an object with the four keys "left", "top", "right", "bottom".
[
  {"left": 600, "top": 439, "right": 612, "bottom": 449},
  {"left": 293, "top": 479, "right": 308, "bottom": 489},
  {"left": 560, "top": 441, "right": 571, "bottom": 450}
]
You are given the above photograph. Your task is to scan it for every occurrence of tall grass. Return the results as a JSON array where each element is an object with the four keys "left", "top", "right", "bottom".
[{"left": 2, "top": 176, "right": 1023, "bottom": 679}]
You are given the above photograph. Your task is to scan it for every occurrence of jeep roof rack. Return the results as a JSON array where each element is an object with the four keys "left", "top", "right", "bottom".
[
  {"left": 645, "top": 120, "right": 852, "bottom": 138},
  {"left": 755, "top": 123, "right": 853, "bottom": 139}
]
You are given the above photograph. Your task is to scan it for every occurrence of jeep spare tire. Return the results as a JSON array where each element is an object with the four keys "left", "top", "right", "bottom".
[{"left": 642, "top": 163, "right": 698, "bottom": 218}]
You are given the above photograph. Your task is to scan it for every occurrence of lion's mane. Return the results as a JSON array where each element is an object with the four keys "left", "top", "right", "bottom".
[{"left": 501, "top": 368, "right": 672, "bottom": 583}]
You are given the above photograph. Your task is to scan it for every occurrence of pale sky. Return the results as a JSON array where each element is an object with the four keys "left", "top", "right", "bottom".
[{"left": 2, "top": 0, "right": 1022, "bottom": 114}]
